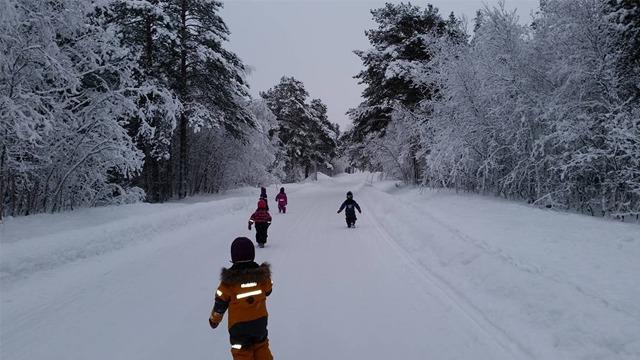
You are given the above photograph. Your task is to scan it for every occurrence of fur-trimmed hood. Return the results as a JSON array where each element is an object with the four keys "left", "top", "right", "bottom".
[{"left": 220, "top": 262, "right": 271, "bottom": 285}]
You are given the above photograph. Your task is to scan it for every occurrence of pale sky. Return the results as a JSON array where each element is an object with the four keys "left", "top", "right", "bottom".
[{"left": 221, "top": 0, "right": 540, "bottom": 129}]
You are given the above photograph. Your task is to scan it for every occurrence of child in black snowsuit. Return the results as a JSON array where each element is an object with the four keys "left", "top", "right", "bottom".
[
  {"left": 337, "top": 191, "right": 362, "bottom": 228},
  {"left": 259, "top": 187, "right": 269, "bottom": 211}
]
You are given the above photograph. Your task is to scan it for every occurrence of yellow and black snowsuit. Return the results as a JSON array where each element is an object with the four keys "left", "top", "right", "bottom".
[{"left": 210, "top": 262, "right": 273, "bottom": 360}]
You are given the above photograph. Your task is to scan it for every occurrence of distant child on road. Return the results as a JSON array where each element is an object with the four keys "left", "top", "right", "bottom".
[
  {"left": 249, "top": 199, "right": 272, "bottom": 248},
  {"left": 209, "top": 237, "right": 274, "bottom": 360},
  {"left": 259, "top": 187, "right": 269, "bottom": 211},
  {"left": 337, "top": 191, "right": 362, "bottom": 228},
  {"left": 275, "top": 187, "right": 288, "bottom": 214}
]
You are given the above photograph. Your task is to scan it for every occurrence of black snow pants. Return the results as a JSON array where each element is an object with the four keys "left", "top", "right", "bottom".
[
  {"left": 255, "top": 223, "right": 270, "bottom": 244},
  {"left": 345, "top": 212, "right": 357, "bottom": 227}
]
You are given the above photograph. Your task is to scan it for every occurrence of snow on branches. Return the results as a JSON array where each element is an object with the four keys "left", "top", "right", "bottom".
[
  {"left": 423, "top": 0, "right": 640, "bottom": 217},
  {"left": 1, "top": 0, "right": 153, "bottom": 216},
  {"left": 345, "top": 0, "right": 640, "bottom": 219},
  {"left": 261, "top": 76, "right": 339, "bottom": 181},
  {"left": 0, "top": 0, "right": 280, "bottom": 218}
]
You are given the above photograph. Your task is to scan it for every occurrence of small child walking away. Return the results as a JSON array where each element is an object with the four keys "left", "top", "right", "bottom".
[
  {"left": 337, "top": 191, "right": 362, "bottom": 228},
  {"left": 275, "top": 187, "right": 287, "bottom": 214},
  {"left": 259, "top": 187, "right": 269, "bottom": 211},
  {"left": 209, "top": 237, "right": 274, "bottom": 360},
  {"left": 249, "top": 199, "right": 272, "bottom": 248}
]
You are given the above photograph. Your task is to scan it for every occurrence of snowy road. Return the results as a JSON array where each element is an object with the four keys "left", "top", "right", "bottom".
[
  {"left": 1, "top": 174, "right": 639, "bottom": 359},
  {"left": 266, "top": 176, "right": 526, "bottom": 359}
]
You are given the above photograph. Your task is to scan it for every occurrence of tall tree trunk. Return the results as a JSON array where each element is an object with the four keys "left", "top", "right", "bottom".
[
  {"left": 410, "top": 140, "right": 420, "bottom": 185},
  {"left": 178, "top": 0, "right": 189, "bottom": 198},
  {"left": 145, "top": 15, "right": 153, "bottom": 69},
  {"left": 152, "top": 159, "right": 160, "bottom": 202},
  {"left": 142, "top": 12, "right": 169, "bottom": 203},
  {"left": 413, "top": 154, "right": 419, "bottom": 184},
  {"left": 144, "top": 156, "right": 160, "bottom": 203},
  {"left": 0, "top": 142, "right": 6, "bottom": 220},
  {"left": 179, "top": 113, "right": 188, "bottom": 198}
]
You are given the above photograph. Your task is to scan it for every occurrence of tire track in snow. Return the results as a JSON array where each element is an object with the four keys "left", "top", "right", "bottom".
[
  {"left": 395, "top": 191, "right": 640, "bottom": 323},
  {"left": 360, "top": 189, "right": 536, "bottom": 360}
]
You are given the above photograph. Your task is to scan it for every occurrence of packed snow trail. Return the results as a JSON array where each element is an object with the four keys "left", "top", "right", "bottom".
[
  {"left": 1, "top": 174, "right": 639, "bottom": 359},
  {"left": 266, "top": 177, "right": 525, "bottom": 359}
]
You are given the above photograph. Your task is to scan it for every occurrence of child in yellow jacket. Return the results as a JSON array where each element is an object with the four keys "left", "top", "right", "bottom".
[{"left": 209, "top": 237, "right": 274, "bottom": 360}]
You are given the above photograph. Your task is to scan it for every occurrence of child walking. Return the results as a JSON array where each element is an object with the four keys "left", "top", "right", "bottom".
[
  {"left": 337, "top": 191, "right": 362, "bottom": 228},
  {"left": 259, "top": 187, "right": 269, "bottom": 211},
  {"left": 249, "top": 199, "right": 272, "bottom": 248},
  {"left": 275, "top": 187, "right": 288, "bottom": 214},
  {"left": 209, "top": 237, "right": 274, "bottom": 360}
]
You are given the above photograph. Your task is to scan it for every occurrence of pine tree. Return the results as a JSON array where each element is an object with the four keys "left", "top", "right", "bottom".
[
  {"left": 309, "top": 99, "right": 339, "bottom": 172},
  {"left": 108, "top": 0, "right": 252, "bottom": 199},
  {"left": 309, "top": 99, "right": 340, "bottom": 166},
  {"left": 261, "top": 77, "right": 338, "bottom": 180},
  {"left": 349, "top": 3, "right": 463, "bottom": 141},
  {"left": 261, "top": 77, "right": 311, "bottom": 180},
  {"left": 101, "top": 1, "right": 178, "bottom": 202},
  {"left": 345, "top": 3, "right": 465, "bottom": 183}
]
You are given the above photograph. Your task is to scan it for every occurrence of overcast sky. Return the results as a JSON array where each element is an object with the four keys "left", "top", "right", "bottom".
[{"left": 221, "top": 0, "right": 540, "bottom": 129}]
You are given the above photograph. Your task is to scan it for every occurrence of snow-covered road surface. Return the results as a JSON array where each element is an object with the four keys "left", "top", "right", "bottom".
[{"left": 1, "top": 173, "right": 639, "bottom": 359}]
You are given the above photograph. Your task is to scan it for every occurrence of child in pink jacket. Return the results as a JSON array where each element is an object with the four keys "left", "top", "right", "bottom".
[{"left": 275, "top": 187, "right": 288, "bottom": 214}]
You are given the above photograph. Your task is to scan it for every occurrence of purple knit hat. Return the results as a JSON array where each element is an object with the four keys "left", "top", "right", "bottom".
[{"left": 231, "top": 237, "right": 255, "bottom": 263}]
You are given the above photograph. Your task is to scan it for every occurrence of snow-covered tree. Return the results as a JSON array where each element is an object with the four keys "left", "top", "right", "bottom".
[
  {"left": 308, "top": 99, "right": 339, "bottom": 174},
  {"left": 102, "top": 0, "right": 180, "bottom": 202},
  {"left": 418, "top": 0, "right": 640, "bottom": 218},
  {"left": 108, "top": 0, "right": 253, "bottom": 198},
  {"left": 349, "top": 3, "right": 462, "bottom": 139},
  {"left": 0, "top": 0, "right": 173, "bottom": 218},
  {"left": 187, "top": 99, "right": 282, "bottom": 193},
  {"left": 346, "top": 2, "right": 464, "bottom": 183},
  {"left": 261, "top": 76, "right": 338, "bottom": 181},
  {"left": 608, "top": 0, "right": 640, "bottom": 100}
]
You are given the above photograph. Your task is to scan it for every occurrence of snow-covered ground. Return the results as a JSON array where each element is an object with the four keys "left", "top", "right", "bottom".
[{"left": 1, "top": 173, "right": 639, "bottom": 359}]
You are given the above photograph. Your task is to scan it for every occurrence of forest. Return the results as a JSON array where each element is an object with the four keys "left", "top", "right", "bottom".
[
  {"left": 344, "top": 0, "right": 640, "bottom": 219},
  {"left": 2, "top": 0, "right": 639, "bottom": 220},
  {"left": 0, "top": 0, "right": 338, "bottom": 219}
]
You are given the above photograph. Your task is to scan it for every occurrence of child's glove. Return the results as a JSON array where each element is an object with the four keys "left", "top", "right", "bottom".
[
  {"left": 209, "top": 313, "right": 223, "bottom": 329},
  {"left": 336, "top": 210, "right": 340, "bottom": 213}
]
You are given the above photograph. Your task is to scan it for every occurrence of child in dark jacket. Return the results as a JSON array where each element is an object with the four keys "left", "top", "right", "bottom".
[
  {"left": 249, "top": 199, "right": 272, "bottom": 248},
  {"left": 259, "top": 187, "right": 269, "bottom": 211},
  {"left": 209, "top": 237, "right": 274, "bottom": 360},
  {"left": 337, "top": 191, "right": 362, "bottom": 228},
  {"left": 274, "top": 187, "right": 287, "bottom": 214}
]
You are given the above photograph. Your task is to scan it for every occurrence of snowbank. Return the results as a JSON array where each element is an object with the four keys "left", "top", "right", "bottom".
[{"left": 365, "top": 182, "right": 640, "bottom": 358}]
